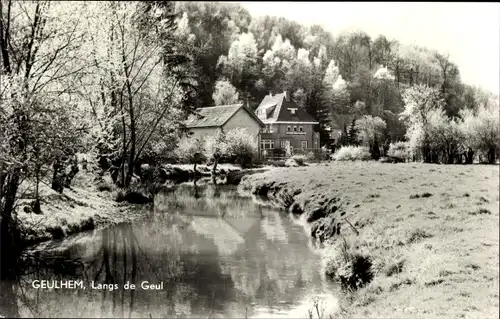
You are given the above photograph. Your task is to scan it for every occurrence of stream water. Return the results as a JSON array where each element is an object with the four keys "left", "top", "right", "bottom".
[{"left": 8, "top": 184, "right": 337, "bottom": 318}]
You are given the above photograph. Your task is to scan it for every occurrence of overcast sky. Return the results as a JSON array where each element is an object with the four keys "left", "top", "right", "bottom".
[{"left": 239, "top": 2, "right": 500, "bottom": 95}]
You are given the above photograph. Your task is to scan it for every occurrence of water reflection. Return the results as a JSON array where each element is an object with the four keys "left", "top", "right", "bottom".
[{"left": 4, "top": 184, "right": 336, "bottom": 318}]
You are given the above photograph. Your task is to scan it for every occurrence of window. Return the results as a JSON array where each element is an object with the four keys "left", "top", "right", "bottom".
[
  {"left": 299, "top": 126, "right": 303, "bottom": 132},
  {"left": 301, "top": 141, "right": 308, "bottom": 149},
  {"left": 287, "top": 125, "right": 291, "bottom": 132},
  {"left": 281, "top": 140, "right": 290, "bottom": 149},
  {"left": 261, "top": 140, "right": 274, "bottom": 149},
  {"left": 293, "top": 126, "right": 297, "bottom": 132}
]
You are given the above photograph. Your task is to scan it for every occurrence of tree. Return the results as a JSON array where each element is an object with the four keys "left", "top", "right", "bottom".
[
  {"left": 427, "top": 109, "right": 464, "bottom": 164},
  {"left": 217, "top": 32, "right": 259, "bottom": 106},
  {"left": 1, "top": 0, "right": 91, "bottom": 285},
  {"left": 224, "top": 128, "right": 257, "bottom": 168},
  {"left": 458, "top": 99, "right": 500, "bottom": 164},
  {"left": 400, "top": 85, "right": 445, "bottom": 163},
  {"left": 81, "top": 1, "right": 197, "bottom": 187},
  {"left": 175, "top": 136, "right": 206, "bottom": 173},
  {"left": 212, "top": 79, "right": 240, "bottom": 105},
  {"left": 347, "top": 118, "right": 359, "bottom": 146},
  {"left": 203, "top": 129, "right": 228, "bottom": 179},
  {"left": 323, "top": 59, "right": 350, "bottom": 130},
  {"left": 354, "top": 115, "right": 386, "bottom": 159}
]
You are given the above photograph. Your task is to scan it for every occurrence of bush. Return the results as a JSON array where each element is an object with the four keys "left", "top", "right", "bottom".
[
  {"left": 224, "top": 128, "right": 258, "bottom": 168},
  {"left": 332, "top": 146, "right": 371, "bottom": 161},
  {"left": 387, "top": 141, "right": 412, "bottom": 162},
  {"left": 291, "top": 155, "right": 307, "bottom": 166},
  {"left": 322, "top": 239, "right": 374, "bottom": 291}
]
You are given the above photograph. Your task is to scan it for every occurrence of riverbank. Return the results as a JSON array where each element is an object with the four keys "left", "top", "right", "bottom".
[
  {"left": 238, "top": 162, "right": 499, "bottom": 318},
  {"left": 15, "top": 172, "right": 143, "bottom": 247},
  {"left": 15, "top": 163, "right": 258, "bottom": 247}
]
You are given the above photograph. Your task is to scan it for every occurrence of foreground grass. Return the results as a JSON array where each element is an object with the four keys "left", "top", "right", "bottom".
[{"left": 239, "top": 162, "right": 499, "bottom": 318}]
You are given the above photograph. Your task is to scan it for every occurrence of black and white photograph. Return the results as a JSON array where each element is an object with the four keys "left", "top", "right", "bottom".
[{"left": 0, "top": 1, "right": 499, "bottom": 318}]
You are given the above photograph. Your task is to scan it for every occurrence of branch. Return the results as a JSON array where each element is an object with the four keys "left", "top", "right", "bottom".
[{"left": 134, "top": 78, "right": 180, "bottom": 160}]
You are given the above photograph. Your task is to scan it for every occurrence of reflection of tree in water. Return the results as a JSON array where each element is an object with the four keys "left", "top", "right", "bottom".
[
  {"left": 2, "top": 186, "right": 325, "bottom": 318},
  {"left": 220, "top": 209, "right": 324, "bottom": 312},
  {"left": 0, "top": 277, "right": 21, "bottom": 318},
  {"left": 9, "top": 215, "right": 239, "bottom": 317}
]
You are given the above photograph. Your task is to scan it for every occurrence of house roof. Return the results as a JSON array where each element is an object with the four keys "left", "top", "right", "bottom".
[
  {"left": 185, "top": 104, "right": 265, "bottom": 128},
  {"left": 255, "top": 92, "right": 319, "bottom": 124}
]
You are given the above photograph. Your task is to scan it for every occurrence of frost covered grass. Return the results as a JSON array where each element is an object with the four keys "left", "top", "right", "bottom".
[
  {"left": 16, "top": 172, "right": 141, "bottom": 246},
  {"left": 240, "top": 161, "right": 499, "bottom": 318}
]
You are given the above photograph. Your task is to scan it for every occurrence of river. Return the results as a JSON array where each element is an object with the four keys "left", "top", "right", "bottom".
[{"left": 7, "top": 184, "right": 337, "bottom": 318}]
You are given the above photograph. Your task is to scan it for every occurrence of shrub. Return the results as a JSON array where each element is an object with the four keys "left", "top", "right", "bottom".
[
  {"left": 332, "top": 146, "right": 371, "bottom": 161},
  {"left": 224, "top": 128, "right": 258, "bottom": 168},
  {"left": 175, "top": 136, "right": 206, "bottom": 170},
  {"left": 387, "top": 141, "right": 412, "bottom": 162},
  {"left": 291, "top": 155, "right": 307, "bottom": 166},
  {"left": 322, "top": 239, "right": 374, "bottom": 291}
]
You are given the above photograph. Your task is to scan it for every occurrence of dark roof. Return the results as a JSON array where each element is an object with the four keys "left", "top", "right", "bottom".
[
  {"left": 255, "top": 92, "right": 319, "bottom": 124},
  {"left": 185, "top": 104, "right": 264, "bottom": 128}
]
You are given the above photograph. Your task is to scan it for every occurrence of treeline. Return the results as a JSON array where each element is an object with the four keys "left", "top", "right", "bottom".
[
  {"left": 175, "top": 1, "right": 498, "bottom": 146},
  {"left": 0, "top": 1, "right": 202, "bottom": 275}
]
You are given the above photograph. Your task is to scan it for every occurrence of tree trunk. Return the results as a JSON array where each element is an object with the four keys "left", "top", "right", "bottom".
[
  {"left": 0, "top": 170, "right": 22, "bottom": 289},
  {"left": 212, "top": 157, "right": 219, "bottom": 185},
  {"left": 51, "top": 158, "right": 65, "bottom": 193},
  {"left": 465, "top": 148, "right": 474, "bottom": 164},
  {"left": 34, "top": 164, "right": 41, "bottom": 215},
  {"left": 64, "top": 155, "right": 79, "bottom": 188},
  {"left": 488, "top": 147, "right": 496, "bottom": 164},
  {"left": 447, "top": 150, "right": 454, "bottom": 164},
  {"left": 125, "top": 119, "right": 135, "bottom": 188}
]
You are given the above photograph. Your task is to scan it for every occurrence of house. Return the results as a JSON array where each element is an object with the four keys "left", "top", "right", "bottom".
[
  {"left": 184, "top": 103, "right": 265, "bottom": 155},
  {"left": 255, "top": 91, "right": 320, "bottom": 157}
]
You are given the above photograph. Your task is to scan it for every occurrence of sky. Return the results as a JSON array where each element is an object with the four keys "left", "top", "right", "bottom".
[{"left": 238, "top": 2, "right": 500, "bottom": 95}]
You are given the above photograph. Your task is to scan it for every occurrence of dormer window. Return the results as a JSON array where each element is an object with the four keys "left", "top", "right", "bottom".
[{"left": 287, "top": 108, "right": 297, "bottom": 114}]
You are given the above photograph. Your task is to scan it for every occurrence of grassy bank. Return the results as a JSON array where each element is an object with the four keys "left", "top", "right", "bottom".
[
  {"left": 238, "top": 162, "right": 499, "bottom": 318},
  {"left": 15, "top": 172, "right": 147, "bottom": 247}
]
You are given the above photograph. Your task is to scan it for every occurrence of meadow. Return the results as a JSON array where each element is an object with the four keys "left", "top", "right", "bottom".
[{"left": 239, "top": 161, "right": 499, "bottom": 318}]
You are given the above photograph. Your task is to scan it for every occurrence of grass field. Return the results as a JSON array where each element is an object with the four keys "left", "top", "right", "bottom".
[{"left": 239, "top": 162, "right": 499, "bottom": 318}]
